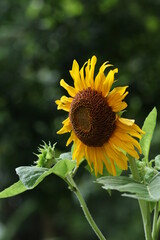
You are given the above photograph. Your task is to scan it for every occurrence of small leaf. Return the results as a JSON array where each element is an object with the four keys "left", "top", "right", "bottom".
[
  {"left": 97, "top": 176, "right": 146, "bottom": 193},
  {"left": 0, "top": 181, "right": 27, "bottom": 198},
  {"left": 52, "top": 159, "right": 76, "bottom": 178},
  {"left": 16, "top": 166, "right": 49, "bottom": 189},
  {"left": 144, "top": 167, "right": 158, "bottom": 184},
  {"left": 59, "top": 152, "right": 72, "bottom": 160},
  {"left": 122, "top": 193, "right": 153, "bottom": 201},
  {"left": 16, "top": 159, "right": 77, "bottom": 189},
  {"left": 97, "top": 176, "right": 154, "bottom": 202},
  {"left": 155, "top": 155, "right": 160, "bottom": 170},
  {"left": 123, "top": 174, "right": 160, "bottom": 202},
  {"left": 0, "top": 157, "right": 76, "bottom": 198},
  {"left": 140, "top": 107, "right": 157, "bottom": 163},
  {"left": 148, "top": 173, "right": 160, "bottom": 201}
]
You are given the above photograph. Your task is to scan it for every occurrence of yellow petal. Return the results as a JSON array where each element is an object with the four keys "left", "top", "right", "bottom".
[
  {"left": 80, "top": 61, "right": 87, "bottom": 89},
  {"left": 94, "top": 72, "right": 106, "bottom": 94},
  {"left": 94, "top": 61, "right": 111, "bottom": 93},
  {"left": 95, "top": 149, "right": 103, "bottom": 175},
  {"left": 103, "top": 68, "right": 118, "bottom": 97},
  {"left": 114, "top": 130, "right": 142, "bottom": 154},
  {"left": 89, "top": 147, "right": 98, "bottom": 176},
  {"left": 85, "top": 59, "right": 91, "bottom": 87},
  {"left": 85, "top": 56, "right": 96, "bottom": 88},
  {"left": 119, "top": 117, "right": 135, "bottom": 126},
  {"left": 117, "top": 118, "right": 145, "bottom": 135},
  {"left": 56, "top": 96, "right": 73, "bottom": 112},
  {"left": 70, "top": 60, "right": 83, "bottom": 91},
  {"left": 107, "top": 87, "right": 128, "bottom": 104},
  {"left": 104, "top": 143, "right": 128, "bottom": 170},
  {"left": 105, "top": 78, "right": 127, "bottom": 111},
  {"left": 111, "top": 101, "right": 128, "bottom": 112},
  {"left": 57, "top": 125, "right": 71, "bottom": 134},
  {"left": 84, "top": 146, "right": 93, "bottom": 170},
  {"left": 57, "top": 117, "right": 72, "bottom": 134},
  {"left": 60, "top": 79, "right": 77, "bottom": 97},
  {"left": 109, "top": 136, "right": 139, "bottom": 159},
  {"left": 55, "top": 100, "right": 60, "bottom": 106},
  {"left": 89, "top": 56, "right": 97, "bottom": 87},
  {"left": 116, "top": 120, "right": 144, "bottom": 139},
  {"left": 72, "top": 141, "right": 84, "bottom": 165}
]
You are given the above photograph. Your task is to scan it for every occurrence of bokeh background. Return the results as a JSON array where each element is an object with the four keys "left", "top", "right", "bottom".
[{"left": 0, "top": 0, "right": 160, "bottom": 239}]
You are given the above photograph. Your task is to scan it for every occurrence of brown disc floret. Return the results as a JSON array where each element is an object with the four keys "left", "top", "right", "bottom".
[{"left": 69, "top": 88, "right": 116, "bottom": 147}]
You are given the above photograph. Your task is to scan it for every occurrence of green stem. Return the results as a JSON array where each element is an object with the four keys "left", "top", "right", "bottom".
[
  {"left": 129, "top": 156, "right": 152, "bottom": 240},
  {"left": 66, "top": 174, "right": 107, "bottom": 240},
  {"left": 153, "top": 214, "right": 160, "bottom": 240},
  {"left": 152, "top": 202, "right": 159, "bottom": 240}
]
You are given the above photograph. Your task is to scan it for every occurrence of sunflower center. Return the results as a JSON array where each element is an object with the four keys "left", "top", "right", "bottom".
[
  {"left": 74, "top": 106, "right": 91, "bottom": 132},
  {"left": 69, "top": 88, "right": 116, "bottom": 147}
]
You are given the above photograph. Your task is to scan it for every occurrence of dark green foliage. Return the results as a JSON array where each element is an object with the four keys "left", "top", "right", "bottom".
[{"left": 0, "top": 0, "right": 160, "bottom": 239}]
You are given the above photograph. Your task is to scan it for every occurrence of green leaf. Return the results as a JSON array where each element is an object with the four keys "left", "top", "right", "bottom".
[
  {"left": 122, "top": 193, "right": 153, "bottom": 201},
  {"left": 122, "top": 174, "right": 160, "bottom": 202},
  {"left": 140, "top": 107, "right": 157, "bottom": 163},
  {"left": 155, "top": 155, "right": 160, "bottom": 170},
  {"left": 97, "top": 176, "right": 146, "bottom": 194},
  {"left": 59, "top": 152, "right": 72, "bottom": 160},
  {"left": 97, "top": 176, "right": 155, "bottom": 202},
  {"left": 52, "top": 159, "right": 76, "bottom": 178},
  {"left": 0, "top": 181, "right": 27, "bottom": 198},
  {"left": 97, "top": 173, "right": 160, "bottom": 202},
  {"left": 16, "top": 159, "right": 76, "bottom": 189},
  {"left": 16, "top": 166, "right": 49, "bottom": 189},
  {"left": 147, "top": 173, "right": 160, "bottom": 201},
  {"left": 0, "top": 159, "right": 76, "bottom": 198}
]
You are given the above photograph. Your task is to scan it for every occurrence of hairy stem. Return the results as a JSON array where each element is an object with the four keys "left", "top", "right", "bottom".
[
  {"left": 129, "top": 156, "right": 152, "bottom": 240},
  {"left": 66, "top": 174, "right": 107, "bottom": 240},
  {"left": 152, "top": 202, "right": 159, "bottom": 240},
  {"left": 153, "top": 214, "right": 160, "bottom": 240}
]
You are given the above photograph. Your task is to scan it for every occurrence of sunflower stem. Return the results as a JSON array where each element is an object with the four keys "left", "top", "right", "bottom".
[
  {"left": 129, "top": 156, "right": 152, "bottom": 240},
  {"left": 66, "top": 174, "right": 107, "bottom": 240},
  {"left": 154, "top": 214, "right": 160, "bottom": 240},
  {"left": 152, "top": 202, "right": 159, "bottom": 240}
]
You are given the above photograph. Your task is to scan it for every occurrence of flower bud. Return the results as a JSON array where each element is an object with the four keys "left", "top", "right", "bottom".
[
  {"left": 144, "top": 167, "right": 158, "bottom": 184},
  {"left": 35, "top": 142, "right": 57, "bottom": 168}
]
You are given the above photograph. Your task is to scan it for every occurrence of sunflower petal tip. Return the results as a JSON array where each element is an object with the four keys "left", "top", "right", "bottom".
[
  {"left": 114, "top": 68, "right": 118, "bottom": 74},
  {"left": 72, "top": 59, "right": 79, "bottom": 68},
  {"left": 92, "top": 55, "right": 97, "bottom": 61},
  {"left": 60, "top": 79, "right": 64, "bottom": 85}
]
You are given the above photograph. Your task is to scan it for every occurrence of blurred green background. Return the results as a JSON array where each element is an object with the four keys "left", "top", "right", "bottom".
[{"left": 0, "top": 0, "right": 160, "bottom": 239}]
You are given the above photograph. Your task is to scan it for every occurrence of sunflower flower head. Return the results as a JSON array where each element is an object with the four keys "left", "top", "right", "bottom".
[{"left": 55, "top": 56, "right": 144, "bottom": 176}]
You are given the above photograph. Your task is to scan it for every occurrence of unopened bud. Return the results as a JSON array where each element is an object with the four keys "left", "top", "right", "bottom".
[{"left": 35, "top": 141, "right": 57, "bottom": 168}]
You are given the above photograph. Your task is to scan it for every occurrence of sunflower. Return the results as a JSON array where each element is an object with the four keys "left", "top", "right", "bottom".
[{"left": 55, "top": 56, "right": 144, "bottom": 176}]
